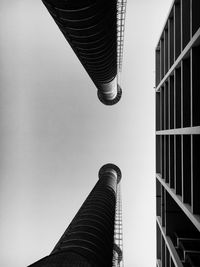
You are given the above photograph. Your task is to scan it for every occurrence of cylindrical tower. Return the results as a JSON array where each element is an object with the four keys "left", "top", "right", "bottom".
[
  {"left": 28, "top": 164, "right": 122, "bottom": 267},
  {"left": 41, "top": 0, "right": 123, "bottom": 105}
]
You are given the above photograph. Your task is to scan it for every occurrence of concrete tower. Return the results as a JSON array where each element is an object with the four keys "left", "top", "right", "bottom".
[
  {"left": 28, "top": 164, "right": 123, "bottom": 267},
  {"left": 41, "top": 0, "right": 127, "bottom": 105}
]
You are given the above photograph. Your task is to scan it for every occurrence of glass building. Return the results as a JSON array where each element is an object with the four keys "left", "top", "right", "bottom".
[{"left": 155, "top": 0, "right": 200, "bottom": 266}]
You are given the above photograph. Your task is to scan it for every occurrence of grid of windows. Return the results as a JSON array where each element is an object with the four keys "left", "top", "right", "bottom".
[{"left": 155, "top": 1, "right": 200, "bottom": 266}]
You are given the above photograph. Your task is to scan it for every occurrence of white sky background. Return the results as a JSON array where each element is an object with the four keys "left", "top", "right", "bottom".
[{"left": 0, "top": 1, "right": 172, "bottom": 266}]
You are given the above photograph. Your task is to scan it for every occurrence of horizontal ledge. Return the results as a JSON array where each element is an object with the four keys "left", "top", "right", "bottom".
[
  {"left": 76, "top": 42, "right": 115, "bottom": 52},
  {"left": 55, "top": 4, "right": 98, "bottom": 13},
  {"left": 79, "top": 44, "right": 115, "bottom": 56},
  {"left": 57, "top": 17, "right": 114, "bottom": 32},
  {"left": 156, "top": 27, "right": 200, "bottom": 92},
  {"left": 156, "top": 173, "right": 200, "bottom": 232},
  {"left": 68, "top": 28, "right": 113, "bottom": 40},
  {"left": 156, "top": 126, "right": 200, "bottom": 135},
  {"left": 156, "top": 216, "right": 184, "bottom": 267},
  {"left": 71, "top": 36, "right": 115, "bottom": 46},
  {"left": 85, "top": 58, "right": 116, "bottom": 68},
  {"left": 59, "top": 11, "right": 107, "bottom": 23},
  {"left": 43, "top": 0, "right": 97, "bottom": 12}
]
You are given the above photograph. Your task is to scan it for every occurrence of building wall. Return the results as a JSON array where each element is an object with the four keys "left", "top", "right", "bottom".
[{"left": 155, "top": 0, "right": 200, "bottom": 266}]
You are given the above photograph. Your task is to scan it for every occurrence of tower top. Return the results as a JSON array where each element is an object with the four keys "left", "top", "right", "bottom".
[
  {"left": 98, "top": 163, "right": 122, "bottom": 183},
  {"left": 97, "top": 84, "right": 122, "bottom": 106}
]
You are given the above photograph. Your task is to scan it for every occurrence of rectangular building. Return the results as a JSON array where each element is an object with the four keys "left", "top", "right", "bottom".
[{"left": 155, "top": 0, "right": 200, "bottom": 266}]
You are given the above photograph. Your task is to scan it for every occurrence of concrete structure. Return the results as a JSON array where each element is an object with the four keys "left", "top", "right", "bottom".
[
  {"left": 41, "top": 0, "right": 127, "bottom": 105},
  {"left": 155, "top": 0, "right": 200, "bottom": 266},
  {"left": 28, "top": 164, "right": 123, "bottom": 267}
]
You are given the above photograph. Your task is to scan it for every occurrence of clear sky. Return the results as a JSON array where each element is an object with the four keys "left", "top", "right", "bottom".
[{"left": 0, "top": 1, "right": 172, "bottom": 266}]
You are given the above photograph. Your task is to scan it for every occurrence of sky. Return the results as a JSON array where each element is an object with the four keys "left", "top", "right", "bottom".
[{"left": 0, "top": 1, "right": 172, "bottom": 266}]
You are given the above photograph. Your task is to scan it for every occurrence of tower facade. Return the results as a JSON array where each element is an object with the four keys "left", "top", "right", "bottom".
[
  {"left": 28, "top": 164, "right": 123, "bottom": 267},
  {"left": 155, "top": 0, "right": 200, "bottom": 266},
  {"left": 41, "top": 0, "right": 127, "bottom": 105}
]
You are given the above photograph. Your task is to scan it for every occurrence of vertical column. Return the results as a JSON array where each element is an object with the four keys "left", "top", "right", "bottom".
[
  {"left": 170, "top": 75, "right": 175, "bottom": 129},
  {"left": 175, "top": 67, "right": 181, "bottom": 129},
  {"left": 164, "top": 28, "right": 169, "bottom": 74},
  {"left": 192, "top": 46, "right": 200, "bottom": 126},
  {"left": 160, "top": 38, "right": 165, "bottom": 79},
  {"left": 191, "top": 0, "right": 200, "bottom": 36},
  {"left": 182, "top": 58, "right": 191, "bottom": 128},
  {"left": 156, "top": 48, "right": 161, "bottom": 86},
  {"left": 169, "top": 135, "right": 175, "bottom": 189},
  {"left": 174, "top": 2, "right": 181, "bottom": 60},
  {"left": 192, "top": 136, "right": 200, "bottom": 214},
  {"left": 182, "top": 135, "right": 191, "bottom": 204},
  {"left": 169, "top": 15, "right": 174, "bottom": 67},
  {"left": 181, "top": 0, "right": 191, "bottom": 50}
]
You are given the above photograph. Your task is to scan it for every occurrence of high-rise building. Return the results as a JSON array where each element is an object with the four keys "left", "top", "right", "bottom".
[
  {"left": 41, "top": 0, "right": 127, "bottom": 105},
  {"left": 28, "top": 164, "right": 123, "bottom": 267},
  {"left": 155, "top": 0, "right": 200, "bottom": 266}
]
